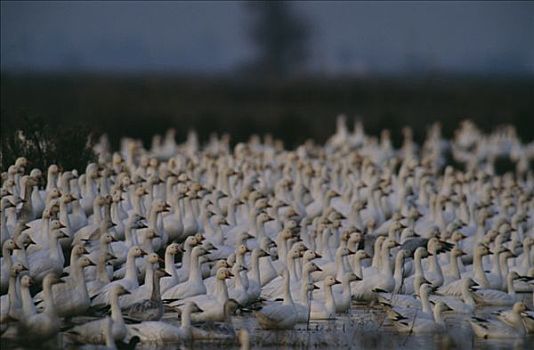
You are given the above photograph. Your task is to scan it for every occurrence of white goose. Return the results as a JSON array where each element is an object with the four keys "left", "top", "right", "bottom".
[
  {"left": 469, "top": 302, "right": 528, "bottom": 338},
  {"left": 67, "top": 285, "right": 129, "bottom": 344}
]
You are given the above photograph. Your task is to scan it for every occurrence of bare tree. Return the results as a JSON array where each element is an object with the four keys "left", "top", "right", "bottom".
[{"left": 245, "top": 1, "right": 311, "bottom": 78}]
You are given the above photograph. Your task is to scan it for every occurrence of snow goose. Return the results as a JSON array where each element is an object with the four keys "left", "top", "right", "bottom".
[
  {"left": 353, "top": 238, "right": 399, "bottom": 300},
  {"left": 0, "top": 197, "right": 16, "bottom": 245},
  {"left": 118, "top": 252, "right": 161, "bottom": 309},
  {"left": 309, "top": 275, "right": 341, "bottom": 320},
  {"left": 473, "top": 271, "right": 523, "bottom": 306},
  {"left": 122, "top": 268, "right": 170, "bottom": 322},
  {"left": 109, "top": 213, "right": 145, "bottom": 267},
  {"left": 27, "top": 219, "right": 68, "bottom": 284},
  {"left": 437, "top": 244, "right": 492, "bottom": 296},
  {"left": 91, "top": 246, "right": 147, "bottom": 305},
  {"left": 389, "top": 301, "right": 452, "bottom": 334},
  {"left": 35, "top": 254, "right": 94, "bottom": 317},
  {"left": 0, "top": 263, "right": 27, "bottom": 326},
  {"left": 255, "top": 269, "right": 298, "bottom": 328},
  {"left": 18, "top": 273, "right": 64, "bottom": 341},
  {"left": 431, "top": 277, "right": 477, "bottom": 314},
  {"left": 67, "top": 285, "right": 129, "bottom": 344},
  {"left": 0, "top": 239, "right": 21, "bottom": 293},
  {"left": 162, "top": 246, "right": 209, "bottom": 300},
  {"left": 126, "top": 302, "right": 202, "bottom": 343},
  {"left": 469, "top": 302, "right": 528, "bottom": 338},
  {"left": 188, "top": 298, "right": 243, "bottom": 341},
  {"left": 159, "top": 242, "right": 182, "bottom": 293},
  {"left": 175, "top": 267, "right": 234, "bottom": 322}
]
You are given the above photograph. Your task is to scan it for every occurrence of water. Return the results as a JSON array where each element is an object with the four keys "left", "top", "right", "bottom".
[
  {"left": 133, "top": 299, "right": 533, "bottom": 350},
  {"left": 3, "top": 299, "right": 532, "bottom": 349}
]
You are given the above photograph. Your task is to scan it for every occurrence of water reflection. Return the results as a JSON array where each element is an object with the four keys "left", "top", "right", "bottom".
[
  {"left": 134, "top": 301, "right": 532, "bottom": 350},
  {"left": 3, "top": 300, "right": 532, "bottom": 349}
]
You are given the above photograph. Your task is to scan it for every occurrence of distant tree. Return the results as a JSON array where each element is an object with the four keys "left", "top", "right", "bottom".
[
  {"left": 1, "top": 113, "right": 97, "bottom": 172},
  {"left": 245, "top": 1, "right": 311, "bottom": 78}
]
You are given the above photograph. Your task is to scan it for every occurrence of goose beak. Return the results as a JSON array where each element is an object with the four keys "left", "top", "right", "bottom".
[
  {"left": 140, "top": 250, "right": 148, "bottom": 256},
  {"left": 334, "top": 279, "right": 342, "bottom": 285},
  {"left": 88, "top": 259, "right": 96, "bottom": 267},
  {"left": 313, "top": 284, "right": 320, "bottom": 290}
]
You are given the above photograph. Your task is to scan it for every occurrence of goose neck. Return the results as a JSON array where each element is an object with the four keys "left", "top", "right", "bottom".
[
  {"left": 165, "top": 252, "right": 178, "bottom": 280},
  {"left": 125, "top": 253, "right": 138, "bottom": 283},
  {"left": 448, "top": 253, "right": 460, "bottom": 280},
  {"left": 282, "top": 274, "right": 294, "bottom": 305},
  {"left": 473, "top": 252, "right": 490, "bottom": 288},
  {"left": 461, "top": 284, "right": 476, "bottom": 306},
  {"left": 420, "top": 289, "right": 432, "bottom": 314},
  {"left": 506, "top": 274, "right": 516, "bottom": 296},
  {"left": 21, "top": 284, "right": 36, "bottom": 317},
  {"left": 215, "top": 277, "right": 229, "bottom": 304},
  {"left": 110, "top": 292, "right": 123, "bottom": 322},
  {"left": 433, "top": 306, "right": 445, "bottom": 325}
]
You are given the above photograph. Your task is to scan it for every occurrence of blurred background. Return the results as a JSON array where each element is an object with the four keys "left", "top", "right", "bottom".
[{"left": 2, "top": 1, "right": 533, "bottom": 161}]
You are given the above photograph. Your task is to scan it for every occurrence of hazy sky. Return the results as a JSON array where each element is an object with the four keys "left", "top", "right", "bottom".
[{"left": 2, "top": 1, "right": 533, "bottom": 75}]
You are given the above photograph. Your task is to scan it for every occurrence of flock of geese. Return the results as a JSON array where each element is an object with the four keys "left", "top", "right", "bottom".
[{"left": 1, "top": 117, "right": 533, "bottom": 348}]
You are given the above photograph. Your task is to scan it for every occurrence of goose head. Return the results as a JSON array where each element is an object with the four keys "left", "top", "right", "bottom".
[
  {"left": 134, "top": 186, "right": 149, "bottom": 198},
  {"left": 354, "top": 249, "right": 371, "bottom": 261},
  {"left": 450, "top": 246, "right": 467, "bottom": 258},
  {"left": 20, "top": 274, "right": 33, "bottom": 289},
  {"left": 512, "top": 302, "right": 528, "bottom": 314},
  {"left": 155, "top": 268, "right": 172, "bottom": 279},
  {"left": 3, "top": 239, "right": 20, "bottom": 252},
  {"left": 383, "top": 238, "right": 400, "bottom": 250},
  {"left": 214, "top": 215, "right": 229, "bottom": 226},
  {"left": 462, "top": 278, "right": 479, "bottom": 291},
  {"left": 345, "top": 272, "right": 361, "bottom": 283},
  {"left": 101, "top": 232, "right": 117, "bottom": 244},
  {"left": 191, "top": 246, "right": 209, "bottom": 258},
  {"left": 475, "top": 244, "right": 492, "bottom": 257},
  {"left": 253, "top": 248, "right": 270, "bottom": 259},
  {"left": 185, "top": 301, "right": 203, "bottom": 314},
  {"left": 78, "top": 256, "right": 96, "bottom": 269},
  {"left": 235, "top": 244, "right": 251, "bottom": 257},
  {"left": 71, "top": 244, "right": 89, "bottom": 257},
  {"left": 144, "top": 228, "right": 160, "bottom": 240},
  {"left": 336, "top": 246, "right": 352, "bottom": 257},
  {"left": 166, "top": 242, "right": 182, "bottom": 255},
  {"left": 49, "top": 220, "right": 69, "bottom": 239},
  {"left": 194, "top": 233, "right": 205, "bottom": 243},
  {"left": 10, "top": 262, "right": 28, "bottom": 276},
  {"left": 418, "top": 283, "right": 434, "bottom": 296},
  {"left": 129, "top": 246, "right": 148, "bottom": 258},
  {"left": 434, "top": 301, "right": 453, "bottom": 313},
  {"left": 43, "top": 273, "right": 65, "bottom": 287},
  {"left": 414, "top": 246, "right": 429, "bottom": 260},
  {"left": 324, "top": 275, "right": 342, "bottom": 288},
  {"left": 111, "top": 285, "right": 131, "bottom": 297},
  {"left": 451, "top": 231, "right": 467, "bottom": 243},
  {"left": 257, "top": 212, "right": 274, "bottom": 225},
  {"left": 153, "top": 200, "right": 171, "bottom": 213},
  {"left": 146, "top": 253, "right": 161, "bottom": 265},
  {"left": 302, "top": 250, "right": 321, "bottom": 262}
]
